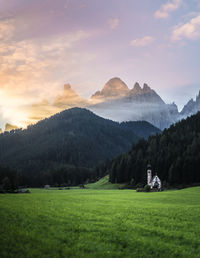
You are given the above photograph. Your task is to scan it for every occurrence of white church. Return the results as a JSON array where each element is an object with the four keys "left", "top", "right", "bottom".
[{"left": 147, "top": 164, "right": 162, "bottom": 190}]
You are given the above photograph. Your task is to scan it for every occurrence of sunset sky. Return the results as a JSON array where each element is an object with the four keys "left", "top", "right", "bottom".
[{"left": 0, "top": 0, "right": 200, "bottom": 128}]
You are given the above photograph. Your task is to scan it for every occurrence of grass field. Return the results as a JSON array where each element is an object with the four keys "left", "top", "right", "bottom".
[
  {"left": 0, "top": 187, "right": 200, "bottom": 258},
  {"left": 86, "top": 175, "right": 126, "bottom": 189}
]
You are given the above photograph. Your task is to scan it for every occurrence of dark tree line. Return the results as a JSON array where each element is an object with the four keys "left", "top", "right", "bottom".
[
  {"left": 0, "top": 161, "right": 110, "bottom": 188},
  {"left": 0, "top": 108, "right": 160, "bottom": 187},
  {"left": 109, "top": 112, "right": 200, "bottom": 187},
  {"left": 0, "top": 108, "right": 139, "bottom": 171}
]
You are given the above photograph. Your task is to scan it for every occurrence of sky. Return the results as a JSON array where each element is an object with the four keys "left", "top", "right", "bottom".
[{"left": 0, "top": 0, "right": 200, "bottom": 128}]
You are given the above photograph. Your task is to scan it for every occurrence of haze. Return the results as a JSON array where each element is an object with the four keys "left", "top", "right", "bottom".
[{"left": 0, "top": 0, "right": 200, "bottom": 128}]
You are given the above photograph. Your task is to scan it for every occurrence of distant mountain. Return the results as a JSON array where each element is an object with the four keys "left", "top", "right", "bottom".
[
  {"left": 181, "top": 91, "right": 200, "bottom": 117},
  {"left": 9, "top": 77, "right": 199, "bottom": 131},
  {"left": 108, "top": 111, "right": 200, "bottom": 187},
  {"left": 88, "top": 78, "right": 179, "bottom": 130},
  {"left": 91, "top": 77, "right": 129, "bottom": 101},
  {"left": 53, "top": 84, "right": 87, "bottom": 109},
  {"left": 5, "top": 123, "right": 18, "bottom": 132}
]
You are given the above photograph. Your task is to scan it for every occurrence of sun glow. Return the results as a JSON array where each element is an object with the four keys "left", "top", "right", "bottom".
[{"left": 0, "top": 91, "right": 29, "bottom": 129}]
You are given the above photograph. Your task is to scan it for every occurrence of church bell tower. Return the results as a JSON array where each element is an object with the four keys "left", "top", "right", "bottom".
[{"left": 147, "top": 164, "right": 152, "bottom": 186}]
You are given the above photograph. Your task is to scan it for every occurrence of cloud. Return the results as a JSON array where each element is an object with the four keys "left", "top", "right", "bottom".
[
  {"left": 0, "top": 19, "right": 92, "bottom": 127},
  {"left": 130, "top": 36, "right": 155, "bottom": 47},
  {"left": 0, "top": 19, "right": 14, "bottom": 40},
  {"left": 108, "top": 18, "right": 120, "bottom": 30},
  {"left": 172, "top": 15, "right": 200, "bottom": 41},
  {"left": 154, "top": 0, "right": 182, "bottom": 19}
]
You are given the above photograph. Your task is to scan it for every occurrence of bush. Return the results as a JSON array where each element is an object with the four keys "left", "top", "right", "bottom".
[
  {"left": 130, "top": 178, "right": 134, "bottom": 186},
  {"left": 136, "top": 188, "right": 144, "bottom": 192},
  {"left": 144, "top": 184, "right": 151, "bottom": 192},
  {"left": 136, "top": 183, "right": 144, "bottom": 188}
]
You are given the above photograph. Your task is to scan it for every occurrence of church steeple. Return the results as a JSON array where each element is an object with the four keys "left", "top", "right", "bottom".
[{"left": 147, "top": 164, "right": 152, "bottom": 186}]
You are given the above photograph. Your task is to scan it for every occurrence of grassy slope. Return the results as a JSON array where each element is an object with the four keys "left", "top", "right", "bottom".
[
  {"left": 0, "top": 188, "right": 200, "bottom": 258},
  {"left": 86, "top": 175, "right": 126, "bottom": 189}
]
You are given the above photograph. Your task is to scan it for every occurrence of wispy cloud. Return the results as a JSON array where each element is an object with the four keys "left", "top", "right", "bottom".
[
  {"left": 0, "top": 19, "right": 14, "bottom": 40},
  {"left": 172, "top": 15, "right": 200, "bottom": 41},
  {"left": 0, "top": 18, "right": 92, "bottom": 127},
  {"left": 108, "top": 18, "right": 120, "bottom": 30},
  {"left": 130, "top": 36, "right": 155, "bottom": 47},
  {"left": 155, "top": 0, "right": 182, "bottom": 19}
]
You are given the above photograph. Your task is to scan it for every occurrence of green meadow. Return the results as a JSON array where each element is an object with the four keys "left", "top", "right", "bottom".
[{"left": 0, "top": 187, "right": 200, "bottom": 258}]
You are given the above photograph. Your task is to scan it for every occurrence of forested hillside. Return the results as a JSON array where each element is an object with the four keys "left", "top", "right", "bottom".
[
  {"left": 109, "top": 112, "right": 200, "bottom": 186},
  {"left": 121, "top": 121, "right": 161, "bottom": 139},
  {"left": 0, "top": 108, "right": 161, "bottom": 187},
  {"left": 0, "top": 108, "right": 138, "bottom": 169}
]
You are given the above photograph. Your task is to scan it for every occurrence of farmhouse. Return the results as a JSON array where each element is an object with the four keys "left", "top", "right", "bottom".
[{"left": 147, "top": 164, "right": 161, "bottom": 190}]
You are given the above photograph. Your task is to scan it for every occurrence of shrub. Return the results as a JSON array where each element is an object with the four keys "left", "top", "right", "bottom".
[
  {"left": 144, "top": 184, "right": 151, "bottom": 192},
  {"left": 136, "top": 188, "right": 144, "bottom": 192},
  {"left": 130, "top": 178, "right": 134, "bottom": 186},
  {"left": 136, "top": 183, "right": 144, "bottom": 188}
]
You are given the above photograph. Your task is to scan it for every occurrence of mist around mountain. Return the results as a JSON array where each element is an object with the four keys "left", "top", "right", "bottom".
[
  {"left": 88, "top": 78, "right": 179, "bottom": 130},
  {"left": 2, "top": 77, "right": 200, "bottom": 131},
  {"left": 0, "top": 108, "right": 160, "bottom": 187},
  {"left": 107, "top": 111, "right": 200, "bottom": 187}
]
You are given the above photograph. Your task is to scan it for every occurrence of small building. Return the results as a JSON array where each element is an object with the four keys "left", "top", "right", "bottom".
[{"left": 147, "top": 164, "right": 162, "bottom": 190}]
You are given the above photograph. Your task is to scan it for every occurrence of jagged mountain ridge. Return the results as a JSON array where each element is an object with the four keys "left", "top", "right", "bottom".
[
  {"left": 181, "top": 91, "right": 200, "bottom": 117},
  {"left": 17, "top": 77, "right": 200, "bottom": 130},
  {"left": 91, "top": 77, "right": 129, "bottom": 100},
  {"left": 88, "top": 78, "right": 179, "bottom": 130},
  {"left": 91, "top": 78, "right": 164, "bottom": 104}
]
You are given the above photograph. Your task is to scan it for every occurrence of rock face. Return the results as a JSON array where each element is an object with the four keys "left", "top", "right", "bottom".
[
  {"left": 181, "top": 91, "right": 200, "bottom": 117},
  {"left": 91, "top": 78, "right": 129, "bottom": 101},
  {"left": 54, "top": 84, "right": 84, "bottom": 108},
  {"left": 88, "top": 78, "right": 179, "bottom": 130}
]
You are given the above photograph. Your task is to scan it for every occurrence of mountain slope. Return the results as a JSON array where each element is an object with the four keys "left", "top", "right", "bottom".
[
  {"left": 0, "top": 108, "right": 141, "bottom": 172},
  {"left": 120, "top": 121, "right": 161, "bottom": 139},
  {"left": 108, "top": 112, "right": 200, "bottom": 186}
]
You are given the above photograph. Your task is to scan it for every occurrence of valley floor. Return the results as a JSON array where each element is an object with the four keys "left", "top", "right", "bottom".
[{"left": 0, "top": 188, "right": 200, "bottom": 258}]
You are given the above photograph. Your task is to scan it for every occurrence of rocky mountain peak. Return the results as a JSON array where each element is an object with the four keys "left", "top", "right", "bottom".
[
  {"left": 196, "top": 90, "right": 200, "bottom": 101},
  {"left": 181, "top": 89, "right": 200, "bottom": 116},
  {"left": 131, "top": 82, "right": 143, "bottom": 94},
  {"left": 91, "top": 77, "right": 129, "bottom": 100},
  {"left": 143, "top": 83, "right": 152, "bottom": 93},
  {"left": 64, "top": 83, "right": 72, "bottom": 91},
  {"left": 54, "top": 83, "right": 82, "bottom": 108}
]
